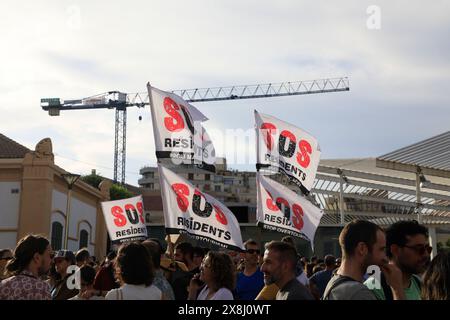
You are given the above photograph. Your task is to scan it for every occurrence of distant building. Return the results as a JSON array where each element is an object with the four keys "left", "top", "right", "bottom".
[{"left": 0, "top": 134, "right": 110, "bottom": 258}]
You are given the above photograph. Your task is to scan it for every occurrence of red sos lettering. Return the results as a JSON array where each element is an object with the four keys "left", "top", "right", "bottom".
[
  {"left": 170, "top": 183, "right": 228, "bottom": 225},
  {"left": 110, "top": 201, "right": 145, "bottom": 227},
  {"left": 261, "top": 122, "right": 312, "bottom": 169},
  {"left": 265, "top": 189, "right": 304, "bottom": 231},
  {"left": 172, "top": 183, "right": 190, "bottom": 212},
  {"left": 163, "top": 97, "right": 185, "bottom": 132},
  {"left": 261, "top": 122, "right": 277, "bottom": 151},
  {"left": 111, "top": 206, "right": 127, "bottom": 227}
]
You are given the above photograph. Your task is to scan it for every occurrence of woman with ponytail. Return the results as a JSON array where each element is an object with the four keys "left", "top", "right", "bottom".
[{"left": 0, "top": 235, "right": 53, "bottom": 300}]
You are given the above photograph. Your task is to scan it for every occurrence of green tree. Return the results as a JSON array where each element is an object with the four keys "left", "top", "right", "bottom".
[
  {"left": 110, "top": 184, "right": 133, "bottom": 200},
  {"left": 81, "top": 172, "right": 103, "bottom": 189}
]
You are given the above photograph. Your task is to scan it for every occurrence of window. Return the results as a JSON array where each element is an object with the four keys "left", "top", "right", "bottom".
[
  {"left": 51, "top": 222, "right": 63, "bottom": 251},
  {"left": 204, "top": 184, "right": 210, "bottom": 191},
  {"left": 188, "top": 173, "right": 194, "bottom": 180},
  {"left": 205, "top": 174, "right": 210, "bottom": 181},
  {"left": 148, "top": 183, "right": 154, "bottom": 190},
  {"left": 79, "top": 230, "right": 89, "bottom": 249},
  {"left": 215, "top": 185, "right": 221, "bottom": 192}
]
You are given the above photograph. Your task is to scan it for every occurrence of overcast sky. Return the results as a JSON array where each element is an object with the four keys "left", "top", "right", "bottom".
[{"left": 1, "top": 0, "right": 449, "bottom": 185}]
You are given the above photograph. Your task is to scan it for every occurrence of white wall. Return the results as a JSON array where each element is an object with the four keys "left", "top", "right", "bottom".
[
  {"left": 52, "top": 189, "right": 96, "bottom": 254},
  {"left": 0, "top": 182, "right": 20, "bottom": 228},
  {"left": 0, "top": 182, "right": 20, "bottom": 248}
]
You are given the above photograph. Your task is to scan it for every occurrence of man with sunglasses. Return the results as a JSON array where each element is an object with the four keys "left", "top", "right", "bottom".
[
  {"left": 234, "top": 239, "right": 265, "bottom": 300},
  {"left": 0, "top": 249, "right": 13, "bottom": 280},
  {"left": 365, "top": 220, "right": 431, "bottom": 300}
]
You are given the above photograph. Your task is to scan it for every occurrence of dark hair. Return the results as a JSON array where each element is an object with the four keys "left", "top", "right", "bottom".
[
  {"left": 206, "top": 251, "right": 236, "bottom": 291},
  {"left": 79, "top": 265, "right": 97, "bottom": 285},
  {"left": 193, "top": 247, "right": 205, "bottom": 258},
  {"left": 385, "top": 220, "right": 429, "bottom": 258},
  {"left": 76, "top": 248, "right": 90, "bottom": 263},
  {"left": 175, "top": 242, "right": 194, "bottom": 260},
  {"left": 324, "top": 255, "right": 336, "bottom": 267},
  {"left": 115, "top": 242, "right": 154, "bottom": 286},
  {"left": 244, "top": 239, "right": 258, "bottom": 250},
  {"left": 142, "top": 240, "right": 162, "bottom": 269},
  {"left": 421, "top": 251, "right": 450, "bottom": 300},
  {"left": 6, "top": 235, "right": 49, "bottom": 276},
  {"left": 149, "top": 238, "right": 165, "bottom": 253},
  {"left": 265, "top": 241, "right": 298, "bottom": 270},
  {"left": 339, "top": 220, "right": 383, "bottom": 258}
]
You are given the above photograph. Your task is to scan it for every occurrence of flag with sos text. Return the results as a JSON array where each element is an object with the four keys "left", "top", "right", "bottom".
[
  {"left": 101, "top": 195, "right": 148, "bottom": 243},
  {"left": 147, "top": 83, "right": 216, "bottom": 172},
  {"left": 255, "top": 110, "right": 321, "bottom": 194},
  {"left": 256, "top": 173, "right": 324, "bottom": 248},
  {"left": 158, "top": 164, "right": 244, "bottom": 251}
]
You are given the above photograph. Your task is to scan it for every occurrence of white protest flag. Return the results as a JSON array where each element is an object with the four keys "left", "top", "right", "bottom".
[
  {"left": 256, "top": 173, "right": 324, "bottom": 248},
  {"left": 101, "top": 195, "right": 148, "bottom": 243},
  {"left": 147, "top": 83, "right": 216, "bottom": 172},
  {"left": 158, "top": 164, "right": 244, "bottom": 251},
  {"left": 255, "top": 110, "right": 321, "bottom": 194}
]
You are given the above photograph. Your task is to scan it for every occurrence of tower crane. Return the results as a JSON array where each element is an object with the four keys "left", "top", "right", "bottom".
[{"left": 41, "top": 77, "right": 349, "bottom": 184}]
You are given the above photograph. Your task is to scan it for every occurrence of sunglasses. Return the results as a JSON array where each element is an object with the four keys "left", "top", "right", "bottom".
[
  {"left": 246, "top": 249, "right": 261, "bottom": 255},
  {"left": 402, "top": 244, "right": 432, "bottom": 255}
]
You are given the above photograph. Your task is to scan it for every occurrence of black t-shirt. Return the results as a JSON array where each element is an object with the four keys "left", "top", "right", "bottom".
[{"left": 276, "top": 278, "right": 314, "bottom": 300}]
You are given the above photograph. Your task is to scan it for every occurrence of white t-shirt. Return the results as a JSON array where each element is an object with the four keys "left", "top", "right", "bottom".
[
  {"left": 105, "top": 284, "right": 162, "bottom": 300},
  {"left": 197, "top": 286, "right": 234, "bottom": 300}
]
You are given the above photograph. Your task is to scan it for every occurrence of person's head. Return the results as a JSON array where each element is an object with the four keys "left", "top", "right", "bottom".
[
  {"left": 311, "top": 256, "right": 318, "bottom": 264},
  {"left": 75, "top": 248, "right": 91, "bottom": 267},
  {"left": 335, "top": 257, "right": 342, "bottom": 268},
  {"left": 243, "top": 239, "right": 260, "bottom": 267},
  {"left": 78, "top": 265, "right": 97, "bottom": 294},
  {"left": 106, "top": 251, "right": 116, "bottom": 265},
  {"left": 339, "top": 220, "right": 387, "bottom": 269},
  {"left": 421, "top": 251, "right": 450, "bottom": 300},
  {"left": 115, "top": 242, "right": 154, "bottom": 286},
  {"left": 281, "top": 236, "right": 295, "bottom": 246},
  {"left": 54, "top": 250, "right": 76, "bottom": 276},
  {"left": 174, "top": 242, "right": 194, "bottom": 265},
  {"left": 142, "top": 240, "right": 162, "bottom": 271},
  {"left": 6, "top": 235, "right": 52, "bottom": 277},
  {"left": 386, "top": 220, "right": 431, "bottom": 275},
  {"left": 192, "top": 247, "right": 205, "bottom": 268},
  {"left": 312, "top": 264, "right": 325, "bottom": 275},
  {"left": 200, "top": 251, "right": 235, "bottom": 291},
  {"left": 305, "top": 263, "right": 315, "bottom": 278},
  {"left": 261, "top": 241, "right": 298, "bottom": 287},
  {"left": 300, "top": 256, "right": 308, "bottom": 265},
  {"left": 324, "top": 254, "right": 336, "bottom": 270},
  {"left": 0, "top": 249, "right": 13, "bottom": 277}
]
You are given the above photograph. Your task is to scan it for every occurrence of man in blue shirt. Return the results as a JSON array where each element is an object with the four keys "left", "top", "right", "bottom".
[
  {"left": 235, "top": 239, "right": 265, "bottom": 300},
  {"left": 309, "top": 254, "right": 336, "bottom": 299}
]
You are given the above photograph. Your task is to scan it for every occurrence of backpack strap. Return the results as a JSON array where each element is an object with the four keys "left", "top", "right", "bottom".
[
  {"left": 321, "top": 275, "right": 355, "bottom": 300},
  {"left": 380, "top": 272, "right": 393, "bottom": 300}
]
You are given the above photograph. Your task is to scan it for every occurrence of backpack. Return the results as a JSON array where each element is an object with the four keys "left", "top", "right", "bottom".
[{"left": 321, "top": 275, "right": 355, "bottom": 300}]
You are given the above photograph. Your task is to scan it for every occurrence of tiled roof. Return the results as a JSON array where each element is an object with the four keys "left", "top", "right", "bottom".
[{"left": 0, "top": 133, "right": 31, "bottom": 159}]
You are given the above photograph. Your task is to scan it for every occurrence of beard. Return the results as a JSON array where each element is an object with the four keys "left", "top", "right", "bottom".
[{"left": 398, "top": 257, "right": 430, "bottom": 275}]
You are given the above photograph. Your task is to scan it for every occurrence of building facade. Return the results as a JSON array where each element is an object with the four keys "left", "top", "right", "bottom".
[{"left": 0, "top": 134, "right": 110, "bottom": 258}]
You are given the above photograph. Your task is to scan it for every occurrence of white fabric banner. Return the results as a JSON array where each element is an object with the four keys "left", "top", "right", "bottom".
[
  {"left": 158, "top": 164, "right": 244, "bottom": 251},
  {"left": 255, "top": 110, "right": 321, "bottom": 194},
  {"left": 256, "top": 173, "right": 324, "bottom": 248},
  {"left": 147, "top": 84, "right": 216, "bottom": 172},
  {"left": 101, "top": 195, "right": 148, "bottom": 243}
]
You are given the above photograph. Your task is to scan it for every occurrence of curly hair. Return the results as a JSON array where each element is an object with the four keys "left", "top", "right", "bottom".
[
  {"left": 206, "top": 251, "right": 236, "bottom": 291},
  {"left": 422, "top": 251, "right": 450, "bottom": 300}
]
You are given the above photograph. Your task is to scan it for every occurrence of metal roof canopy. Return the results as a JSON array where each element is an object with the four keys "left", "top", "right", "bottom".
[
  {"left": 308, "top": 165, "right": 450, "bottom": 227},
  {"left": 376, "top": 131, "right": 450, "bottom": 178}
]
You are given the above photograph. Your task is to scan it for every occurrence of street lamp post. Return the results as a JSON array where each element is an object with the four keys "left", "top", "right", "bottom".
[{"left": 62, "top": 173, "right": 80, "bottom": 249}]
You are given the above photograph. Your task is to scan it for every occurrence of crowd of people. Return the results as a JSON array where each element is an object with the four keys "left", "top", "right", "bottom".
[{"left": 0, "top": 219, "right": 449, "bottom": 300}]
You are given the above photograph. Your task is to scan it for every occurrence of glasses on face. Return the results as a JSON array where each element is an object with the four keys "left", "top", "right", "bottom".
[
  {"left": 246, "top": 249, "right": 261, "bottom": 255},
  {"left": 403, "top": 244, "right": 432, "bottom": 255}
]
